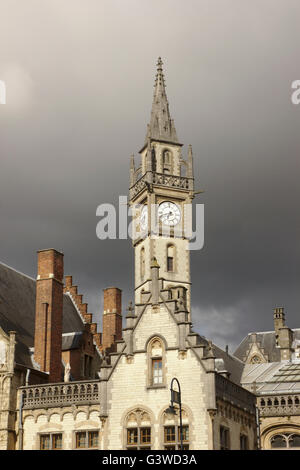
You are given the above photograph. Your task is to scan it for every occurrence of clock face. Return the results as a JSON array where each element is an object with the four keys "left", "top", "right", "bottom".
[
  {"left": 140, "top": 205, "right": 148, "bottom": 231},
  {"left": 158, "top": 201, "right": 181, "bottom": 226}
]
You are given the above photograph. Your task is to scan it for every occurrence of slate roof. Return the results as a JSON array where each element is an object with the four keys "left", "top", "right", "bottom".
[
  {"left": 234, "top": 329, "right": 300, "bottom": 363},
  {"left": 143, "top": 57, "right": 179, "bottom": 147},
  {"left": 240, "top": 362, "right": 300, "bottom": 394},
  {"left": 0, "top": 261, "right": 85, "bottom": 369},
  {"left": 191, "top": 332, "right": 245, "bottom": 385},
  {"left": 62, "top": 332, "right": 83, "bottom": 351}
]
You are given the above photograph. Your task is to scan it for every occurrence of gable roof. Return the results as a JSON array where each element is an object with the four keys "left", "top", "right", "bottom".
[
  {"left": 190, "top": 332, "right": 244, "bottom": 385},
  {"left": 234, "top": 329, "right": 300, "bottom": 363},
  {"left": 0, "top": 261, "right": 85, "bottom": 369}
]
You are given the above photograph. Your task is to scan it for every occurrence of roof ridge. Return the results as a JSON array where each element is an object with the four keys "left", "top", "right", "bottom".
[
  {"left": 0, "top": 261, "right": 35, "bottom": 281},
  {"left": 65, "top": 291, "right": 86, "bottom": 325},
  {"left": 212, "top": 342, "right": 245, "bottom": 365},
  {"left": 247, "top": 328, "right": 300, "bottom": 335}
]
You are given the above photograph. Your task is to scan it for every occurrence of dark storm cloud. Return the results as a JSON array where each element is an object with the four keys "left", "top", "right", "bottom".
[{"left": 0, "top": 0, "right": 299, "bottom": 349}]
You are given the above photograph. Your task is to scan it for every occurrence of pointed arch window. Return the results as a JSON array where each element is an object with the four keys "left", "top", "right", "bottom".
[
  {"left": 271, "top": 433, "right": 300, "bottom": 449},
  {"left": 124, "top": 409, "right": 152, "bottom": 450},
  {"left": 162, "top": 408, "right": 190, "bottom": 450},
  {"left": 147, "top": 337, "right": 166, "bottom": 387}
]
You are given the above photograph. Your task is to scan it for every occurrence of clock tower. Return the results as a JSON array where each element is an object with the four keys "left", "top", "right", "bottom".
[{"left": 129, "top": 58, "right": 195, "bottom": 315}]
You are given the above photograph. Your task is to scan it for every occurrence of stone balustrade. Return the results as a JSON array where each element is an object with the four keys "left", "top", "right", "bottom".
[
  {"left": 130, "top": 172, "right": 193, "bottom": 199},
  {"left": 20, "top": 380, "right": 100, "bottom": 409},
  {"left": 257, "top": 394, "right": 300, "bottom": 417},
  {"left": 153, "top": 172, "right": 192, "bottom": 190},
  {"left": 215, "top": 373, "right": 256, "bottom": 414}
]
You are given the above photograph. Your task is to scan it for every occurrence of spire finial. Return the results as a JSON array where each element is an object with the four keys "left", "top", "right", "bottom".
[
  {"left": 157, "top": 56, "right": 163, "bottom": 72},
  {"left": 143, "top": 58, "right": 178, "bottom": 145}
]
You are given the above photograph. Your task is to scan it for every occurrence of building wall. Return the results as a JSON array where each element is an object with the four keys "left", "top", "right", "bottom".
[
  {"left": 213, "top": 398, "right": 257, "bottom": 450},
  {"left": 104, "top": 303, "right": 211, "bottom": 450},
  {"left": 21, "top": 405, "right": 102, "bottom": 450}
]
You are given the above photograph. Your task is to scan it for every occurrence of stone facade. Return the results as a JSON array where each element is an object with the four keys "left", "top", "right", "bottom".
[{"left": 4, "top": 57, "right": 297, "bottom": 451}]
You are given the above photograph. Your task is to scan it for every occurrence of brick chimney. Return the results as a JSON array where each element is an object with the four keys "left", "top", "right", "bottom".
[
  {"left": 34, "top": 249, "right": 64, "bottom": 382},
  {"left": 274, "top": 307, "right": 293, "bottom": 361},
  {"left": 102, "top": 287, "right": 122, "bottom": 351}
]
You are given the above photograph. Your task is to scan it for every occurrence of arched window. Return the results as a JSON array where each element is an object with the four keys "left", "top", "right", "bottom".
[
  {"left": 162, "top": 408, "right": 190, "bottom": 450},
  {"left": 147, "top": 337, "right": 165, "bottom": 387},
  {"left": 167, "top": 245, "right": 175, "bottom": 272},
  {"left": 124, "top": 409, "right": 152, "bottom": 450},
  {"left": 140, "top": 247, "right": 145, "bottom": 279},
  {"left": 162, "top": 149, "right": 172, "bottom": 174},
  {"left": 270, "top": 433, "right": 300, "bottom": 449},
  {"left": 250, "top": 355, "right": 262, "bottom": 364},
  {"left": 271, "top": 434, "right": 286, "bottom": 448}
]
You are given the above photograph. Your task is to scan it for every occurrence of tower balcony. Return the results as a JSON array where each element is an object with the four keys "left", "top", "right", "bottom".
[{"left": 130, "top": 172, "right": 194, "bottom": 200}]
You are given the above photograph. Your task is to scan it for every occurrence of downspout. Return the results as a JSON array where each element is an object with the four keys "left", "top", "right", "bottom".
[
  {"left": 18, "top": 390, "right": 24, "bottom": 450},
  {"left": 255, "top": 405, "right": 261, "bottom": 450},
  {"left": 19, "top": 369, "right": 30, "bottom": 450},
  {"left": 25, "top": 369, "right": 30, "bottom": 386}
]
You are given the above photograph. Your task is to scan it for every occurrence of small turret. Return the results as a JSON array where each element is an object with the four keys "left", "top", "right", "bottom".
[
  {"left": 187, "top": 144, "right": 194, "bottom": 179},
  {"left": 273, "top": 307, "right": 293, "bottom": 361},
  {"left": 130, "top": 154, "right": 135, "bottom": 186}
]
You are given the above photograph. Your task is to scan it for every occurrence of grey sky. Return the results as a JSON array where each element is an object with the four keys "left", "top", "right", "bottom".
[{"left": 0, "top": 0, "right": 299, "bottom": 350}]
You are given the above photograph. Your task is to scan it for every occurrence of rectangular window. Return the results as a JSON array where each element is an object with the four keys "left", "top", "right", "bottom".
[
  {"left": 164, "top": 426, "right": 176, "bottom": 443},
  {"left": 220, "top": 426, "right": 230, "bottom": 450},
  {"left": 127, "top": 428, "right": 138, "bottom": 445},
  {"left": 179, "top": 425, "right": 189, "bottom": 443},
  {"left": 126, "top": 428, "right": 151, "bottom": 450},
  {"left": 84, "top": 355, "right": 92, "bottom": 377},
  {"left": 40, "top": 433, "right": 62, "bottom": 450},
  {"left": 40, "top": 435, "right": 50, "bottom": 450},
  {"left": 240, "top": 434, "right": 248, "bottom": 450},
  {"left": 140, "top": 428, "right": 151, "bottom": 444},
  {"left": 52, "top": 433, "right": 62, "bottom": 450},
  {"left": 164, "top": 425, "right": 189, "bottom": 450},
  {"left": 76, "top": 432, "right": 86, "bottom": 449},
  {"left": 75, "top": 431, "right": 99, "bottom": 449},
  {"left": 88, "top": 431, "right": 99, "bottom": 448},
  {"left": 152, "top": 359, "right": 163, "bottom": 384},
  {"left": 167, "top": 256, "right": 174, "bottom": 272}
]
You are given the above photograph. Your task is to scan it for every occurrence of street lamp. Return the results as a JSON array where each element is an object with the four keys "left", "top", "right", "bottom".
[{"left": 166, "top": 377, "right": 183, "bottom": 450}]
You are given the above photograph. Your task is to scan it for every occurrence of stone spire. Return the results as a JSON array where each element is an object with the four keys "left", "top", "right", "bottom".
[{"left": 145, "top": 57, "right": 179, "bottom": 145}]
